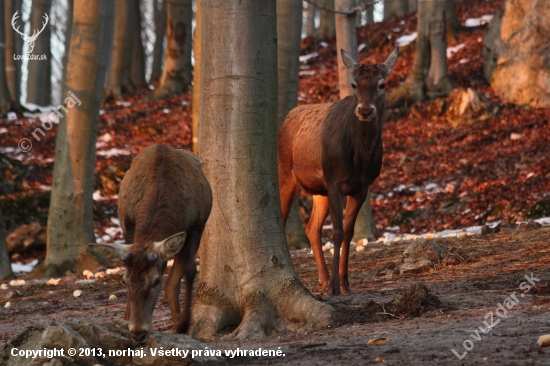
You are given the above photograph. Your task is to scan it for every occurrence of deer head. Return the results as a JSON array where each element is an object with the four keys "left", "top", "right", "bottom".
[{"left": 11, "top": 11, "right": 49, "bottom": 54}]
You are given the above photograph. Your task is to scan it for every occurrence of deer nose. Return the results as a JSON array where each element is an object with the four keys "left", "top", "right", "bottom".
[
  {"left": 356, "top": 105, "right": 376, "bottom": 120},
  {"left": 130, "top": 329, "right": 148, "bottom": 343}
]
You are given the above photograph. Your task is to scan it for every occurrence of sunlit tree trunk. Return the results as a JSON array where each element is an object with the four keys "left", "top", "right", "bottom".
[
  {"left": 26, "top": 0, "right": 52, "bottom": 106},
  {"left": 130, "top": 0, "right": 146, "bottom": 86},
  {"left": 104, "top": 0, "right": 132, "bottom": 101},
  {"left": 0, "top": 208, "right": 14, "bottom": 281},
  {"left": 316, "top": 0, "right": 335, "bottom": 39},
  {"left": 305, "top": 0, "right": 317, "bottom": 37},
  {"left": 387, "top": 0, "right": 451, "bottom": 107},
  {"left": 191, "top": 0, "right": 201, "bottom": 155},
  {"left": 277, "top": 0, "right": 309, "bottom": 249},
  {"left": 44, "top": 0, "right": 114, "bottom": 277},
  {"left": 190, "top": 0, "right": 333, "bottom": 340},
  {"left": 145, "top": 0, "right": 193, "bottom": 101},
  {"left": 150, "top": 0, "right": 167, "bottom": 81},
  {"left": 335, "top": 0, "right": 381, "bottom": 242},
  {"left": 4, "top": 0, "right": 23, "bottom": 107}
]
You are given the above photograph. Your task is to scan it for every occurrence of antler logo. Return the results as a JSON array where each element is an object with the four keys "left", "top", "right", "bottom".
[{"left": 11, "top": 10, "right": 49, "bottom": 54}]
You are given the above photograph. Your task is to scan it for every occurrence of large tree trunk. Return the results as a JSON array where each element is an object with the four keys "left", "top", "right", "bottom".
[
  {"left": 4, "top": 0, "right": 23, "bottom": 107},
  {"left": 483, "top": 0, "right": 550, "bottom": 108},
  {"left": 44, "top": 0, "right": 114, "bottom": 277},
  {"left": 316, "top": 0, "right": 336, "bottom": 40},
  {"left": 0, "top": 2, "right": 14, "bottom": 115},
  {"left": 277, "top": 0, "right": 308, "bottom": 249},
  {"left": 61, "top": 0, "right": 74, "bottom": 89},
  {"left": 145, "top": 0, "right": 193, "bottom": 101},
  {"left": 190, "top": 0, "right": 333, "bottom": 340},
  {"left": 335, "top": 0, "right": 381, "bottom": 242},
  {"left": 191, "top": 0, "right": 201, "bottom": 155},
  {"left": 26, "top": 0, "right": 52, "bottom": 106},
  {"left": 305, "top": 0, "right": 317, "bottom": 37},
  {"left": 0, "top": 207, "right": 14, "bottom": 281},
  {"left": 387, "top": 0, "right": 451, "bottom": 107},
  {"left": 104, "top": 0, "right": 133, "bottom": 101},
  {"left": 130, "top": 0, "right": 146, "bottom": 86},
  {"left": 150, "top": 0, "right": 167, "bottom": 82}
]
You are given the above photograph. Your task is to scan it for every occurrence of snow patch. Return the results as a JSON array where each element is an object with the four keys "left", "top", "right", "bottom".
[
  {"left": 395, "top": 32, "right": 417, "bottom": 47},
  {"left": 96, "top": 148, "right": 131, "bottom": 158},
  {"left": 11, "top": 259, "right": 39, "bottom": 274},
  {"left": 447, "top": 43, "right": 465, "bottom": 58},
  {"left": 299, "top": 52, "right": 319, "bottom": 63},
  {"left": 465, "top": 14, "right": 493, "bottom": 27}
]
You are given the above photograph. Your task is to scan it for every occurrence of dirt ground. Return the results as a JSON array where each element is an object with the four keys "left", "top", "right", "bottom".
[{"left": 2, "top": 225, "right": 549, "bottom": 365}]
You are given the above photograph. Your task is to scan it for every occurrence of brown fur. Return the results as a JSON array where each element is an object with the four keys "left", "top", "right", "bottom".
[
  {"left": 278, "top": 50, "right": 397, "bottom": 295},
  {"left": 117, "top": 144, "right": 212, "bottom": 342}
]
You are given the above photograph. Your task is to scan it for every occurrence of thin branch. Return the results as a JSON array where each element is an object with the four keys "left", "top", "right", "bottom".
[{"left": 303, "top": 0, "right": 383, "bottom": 16}]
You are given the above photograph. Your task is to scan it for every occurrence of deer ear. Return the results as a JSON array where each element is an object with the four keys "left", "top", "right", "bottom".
[
  {"left": 154, "top": 232, "right": 187, "bottom": 259},
  {"left": 88, "top": 243, "right": 130, "bottom": 267},
  {"left": 382, "top": 48, "right": 399, "bottom": 76},
  {"left": 341, "top": 49, "right": 357, "bottom": 72}
]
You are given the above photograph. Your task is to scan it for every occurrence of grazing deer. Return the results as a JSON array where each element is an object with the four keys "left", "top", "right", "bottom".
[
  {"left": 90, "top": 144, "right": 212, "bottom": 343},
  {"left": 278, "top": 49, "right": 398, "bottom": 295},
  {"left": 11, "top": 11, "right": 49, "bottom": 54}
]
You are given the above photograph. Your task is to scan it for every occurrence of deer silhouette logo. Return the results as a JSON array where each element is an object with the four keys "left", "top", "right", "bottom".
[{"left": 11, "top": 10, "right": 49, "bottom": 54}]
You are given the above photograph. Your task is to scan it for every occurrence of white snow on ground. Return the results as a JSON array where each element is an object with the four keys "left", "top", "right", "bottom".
[
  {"left": 93, "top": 190, "right": 118, "bottom": 201},
  {"left": 11, "top": 259, "right": 39, "bottom": 274},
  {"left": 115, "top": 101, "right": 132, "bottom": 107},
  {"left": 0, "top": 127, "right": 8, "bottom": 134},
  {"left": 299, "top": 52, "right": 319, "bottom": 63},
  {"left": 0, "top": 147, "right": 16, "bottom": 154},
  {"left": 396, "top": 32, "right": 417, "bottom": 46},
  {"left": 447, "top": 43, "right": 465, "bottom": 58},
  {"left": 96, "top": 148, "right": 131, "bottom": 158},
  {"left": 21, "top": 103, "right": 52, "bottom": 113},
  {"left": 465, "top": 14, "right": 494, "bottom": 27}
]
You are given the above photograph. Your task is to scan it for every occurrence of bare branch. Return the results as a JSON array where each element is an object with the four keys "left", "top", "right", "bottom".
[{"left": 303, "top": 0, "right": 382, "bottom": 16}]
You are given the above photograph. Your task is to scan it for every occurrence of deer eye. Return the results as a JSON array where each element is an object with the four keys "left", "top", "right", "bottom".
[
  {"left": 379, "top": 82, "right": 386, "bottom": 90},
  {"left": 152, "top": 279, "right": 161, "bottom": 288},
  {"left": 351, "top": 83, "right": 357, "bottom": 90}
]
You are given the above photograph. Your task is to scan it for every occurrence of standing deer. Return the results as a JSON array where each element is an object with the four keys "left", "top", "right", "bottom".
[
  {"left": 278, "top": 49, "right": 398, "bottom": 295},
  {"left": 11, "top": 11, "right": 49, "bottom": 54},
  {"left": 90, "top": 144, "right": 212, "bottom": 343}
]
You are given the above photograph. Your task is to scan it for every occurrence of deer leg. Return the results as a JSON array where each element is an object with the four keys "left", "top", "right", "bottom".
[
  {"left": 327, "top": 187, "right": 344, "bottom": 295},
  {"left": 164, "top": 246, "right": 186, "bottom": 328},
  {"left": 175, "top": 229, "right": 201, "bottom": 334},
  {"left": 305, "top": 195, "right": 330, "bottom": 293},
  {"left": 278, "top": 170, "right": 299, "bottom": 223},
  {"left": 340, "top": 191, "right": 368, "bottom": 294}
]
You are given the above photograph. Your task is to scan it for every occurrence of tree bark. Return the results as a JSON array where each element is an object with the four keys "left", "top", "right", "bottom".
[
  {"left": 366, "top": 2, "right": 374, "bottom": 24},
  {"left": 61, "top": 0, "right": 74, "bottom": 89},
  {"left": 316, "top": 0, "right": 336, "bottom": 40},
  {"left": 190, "top": 0, "right": 333, "bottom": 339},
  {"left": 0, "top": 2, "right": 14, "bottom": 115},
  {"left": 0, "top": 207, "right": 14, "bottom": 281},
  {"left": 387, "top": 0, "right": 451, "bottom": 107},
  {"left": 444, "top": 0, "right": 460, "bottom": 43},
  {"left": 305, "top": 0, "right": 317, "bottom": 37},
  {"left": 26, "top": 0, "right": 52, "bottom": 106},
  {"left": 409, "top": 0, "right": 418, "bottom": 11},
  {"left": 385, "top": 0, "right": 409, "bottom": 19},
  {"left": 145, "top": 0, "right": 193, "bottom": 101},
  {"left": 104, "top": 0, "right": 133, "bottom": 101},
  {"left": 335, "top": 0, "right": 381, "bottom": 242},
  {"left": 191, "top": 0, "right": 201, "bottom": 155},
  {"left": 150, "top": 0, "right": 167, "bottom": 82},
  {"left": 44, "top": 0, "right": 114, "bottom": 277},
  {"left": 277, "top": 0, "right": 308, "bottom": 249},
  {"left": 4, "top": 0, "right": 23, "bottom": 107},
  {"left": 130, "top": 0, "right": 146, "bottom": 86}
]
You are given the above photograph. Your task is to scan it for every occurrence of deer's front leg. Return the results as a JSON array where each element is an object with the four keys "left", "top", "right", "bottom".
[{"left": 327, "top": 186, "right": 344, "bottom": 295}]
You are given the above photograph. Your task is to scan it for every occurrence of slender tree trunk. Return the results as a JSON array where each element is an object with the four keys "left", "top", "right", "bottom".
[
  {"left": 306, "top": 0, "right": 317, "bottom": 37},
  {"left": 191, "top": 0, "right": 201, "bottom": 155},
  {"left": 277, "top": 0, "right": 308, "bottom": 249},
  {"left": 190, "top": 0, "right": 333, "bottom": 340},
  {"left": 409, "top": 0, "right": 418, "bottom": 11},
  {"left": 366, "top": 3, "right": 374, "bottom": 24},
  {"left": 316, "top": 0, "right": 335, "bottom": 40},
  {"left": 130, "top": 0, "right": 146, "bottom": 86},
  {"left": 61, "top": 0, "right": 74, "bottom": 88},
  {"left": 335, "top": 0, "right": 381, "bottom": 242},
  {"left": 145, "top": 0, "right": 193, "bottom": 101},
  {"left": 355, "top": 0, "right": 363, "bottom": 26},
  {"left": 44, "top": 0, "right": 114, "bottom": 277},
  {"left": 5, "top": 0, "right": 22, "bottom": 107},
  {"left": 150, "top": 0, "right": 167, "bottom": 81},
  {"left": 104, "top": 0, "right": 133, "bottom": 101},
  {"left": 0, "top": 2, "right": 14, "bottom": 115},
  {"left": 387, "top": 0, "right": 450, "bottom": 107},
  {"left": 26, "top": 0, "right": 52, "bottom": 106},
  {"left": 0, "top": 208, "right": 14, "bottom": 281},
  {"left": 444, "top": 0, "right": 460, "bottom": 43}
]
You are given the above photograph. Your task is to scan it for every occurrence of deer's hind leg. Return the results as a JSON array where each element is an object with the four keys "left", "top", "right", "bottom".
[{"left": 306, "top": 195, "right": 330, "bottom": 293}]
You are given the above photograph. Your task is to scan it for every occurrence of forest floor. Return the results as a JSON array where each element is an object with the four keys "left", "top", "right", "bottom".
[
  {"left": 1, "top": 0, "right": 550, "bottom": 364},
  {"left": 1, "top": 225, "right": 549, "bottom": 365}
]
